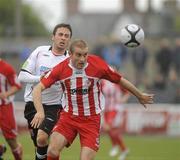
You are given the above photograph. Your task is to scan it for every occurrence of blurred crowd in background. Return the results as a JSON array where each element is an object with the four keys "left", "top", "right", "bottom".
[
  {"left": 1, "top": 0, "right": 180, "bottom": 104},
  {"left": 1, "top": 37, "right": 180, "bottom": 104},
  {"left": 92, "top": 37, "right": 180, "bottom": 104}
]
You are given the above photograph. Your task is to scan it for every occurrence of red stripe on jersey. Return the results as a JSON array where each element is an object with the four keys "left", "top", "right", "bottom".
[
  {"left": 5, "top": 79, "right": 8, "bottom": 92},
  {"left": 0, "top": 78, "right": 2, "bottom": 105},
  {"left": 0, "top": 77, "right": 5, "bottom": 105},
  {"left": 0, "top": 78, "right": 1, "bottom": 93},
  {"left": 61, "top": 82, "right": 65, "bottom": 92},
  {"left": 97, "top": 81, "right": 102, "bottom": 110},
  {"left": 76, "top": 77, "right": 84, "bottom": 116},
  {"left": 88, "top": 78, "right": 96, "bottom": 115},
  {"left": 65, "top": 79, "right": 73, "bottom": 114}
]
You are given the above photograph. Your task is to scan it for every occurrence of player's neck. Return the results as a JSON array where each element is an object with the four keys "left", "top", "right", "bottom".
[{"left": 52, "top": 47, "right": 66, "bottom": 56}]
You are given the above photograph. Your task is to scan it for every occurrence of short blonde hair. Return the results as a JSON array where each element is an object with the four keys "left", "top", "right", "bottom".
[{"left": 69, "top": 39, "right": 88, "bottom": 53}]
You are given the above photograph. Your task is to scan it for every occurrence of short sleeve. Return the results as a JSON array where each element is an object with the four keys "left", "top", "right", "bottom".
[
  {"left": 97, "top": 57, "right": 122, "bottom": 83},
  {"left": 21, "top": 47, "right": 39, "bottom": 73}
]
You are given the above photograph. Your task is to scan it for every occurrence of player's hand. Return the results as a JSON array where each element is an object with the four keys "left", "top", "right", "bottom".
[
  {"left": 0, "top": 92, "right": 8, "bottom": 99},
  {"left": 138, "top": 93, "right": 154, "bottom": 108},
  {"left": 30, "top": 111, "right": 45, "bottom": 128}
]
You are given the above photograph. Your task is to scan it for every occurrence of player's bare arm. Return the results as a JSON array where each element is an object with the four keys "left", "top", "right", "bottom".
[
  {"left": 31, "top": 82, "right": 46, "bottom": 128},
  {"left": 119, "top": 77, "right": 154, "bottom": 108}
]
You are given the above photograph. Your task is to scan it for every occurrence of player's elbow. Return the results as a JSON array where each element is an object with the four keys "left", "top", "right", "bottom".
[{"left": 18, "top": 72, "right": 23, "bottom": 82}]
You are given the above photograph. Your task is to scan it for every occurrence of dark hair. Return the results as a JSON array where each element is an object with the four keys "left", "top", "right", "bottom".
[{"left": 53, "top": 23, "right": 72, "bottom": 38}]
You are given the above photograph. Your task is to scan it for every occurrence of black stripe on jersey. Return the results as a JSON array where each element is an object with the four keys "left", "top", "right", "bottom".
[
  {"left": 49, "top": 46, "right": 52, "bottom": 50},
  {"left": 26, "top": 86, "right": 33, "bottom": 97},
  {"left": 64, "top": 50, "right": 67, "bottom": 56},
  {"left": 20, "top": 69, "right": 32, "bottom": 74}
]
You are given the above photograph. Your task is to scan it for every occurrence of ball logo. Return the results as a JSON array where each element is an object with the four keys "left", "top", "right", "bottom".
[{"left": 120, "top": 24, "right": 145, "bottom": 48}]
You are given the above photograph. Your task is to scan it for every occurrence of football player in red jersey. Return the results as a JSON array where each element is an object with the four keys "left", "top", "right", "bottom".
[
  {"left": 0, "top": 58, "right": 22, "bottom": 160},
  {"left": 102, "top": 79, "right": 130, "bottom": 160},
  {"left": 32, "top": 39, "right": 154, "bottom": 160}
]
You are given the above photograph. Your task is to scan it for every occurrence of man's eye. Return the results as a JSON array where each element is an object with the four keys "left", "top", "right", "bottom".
[{"left": 65, "top": 34, "right": 70, "bottom": 38}]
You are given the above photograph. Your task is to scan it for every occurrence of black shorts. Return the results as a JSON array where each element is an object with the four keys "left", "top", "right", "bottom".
[{"left": 24, "top": 101, "right": 62, "bottom": 146}]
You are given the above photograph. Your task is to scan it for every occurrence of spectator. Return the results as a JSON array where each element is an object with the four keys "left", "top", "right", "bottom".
[
  {"left": 172, "top": 38, "right": 180, "bottom": 80},
  {"left": 155, "top": 39, "right": 173, "bottom": 89},
  {"left": 101, "top": 38, "right": 127, "bottom": 70},
  {"left": 131, "top": 44, "right": 149, "bottom": 86}
]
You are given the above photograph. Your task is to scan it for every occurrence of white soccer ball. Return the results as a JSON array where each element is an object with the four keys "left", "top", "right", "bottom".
[{"left": 120, "top": 24, "right": 145, "bottom": 48}]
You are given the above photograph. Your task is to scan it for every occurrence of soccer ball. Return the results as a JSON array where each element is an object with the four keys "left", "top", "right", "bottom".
[{"left": 120, "top": 24, "right": 145, "bottom": 48}]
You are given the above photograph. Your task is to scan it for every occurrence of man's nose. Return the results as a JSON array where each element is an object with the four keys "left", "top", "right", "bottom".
[{"left": 80, "top": 56, "right": 86, "bottom": 62}]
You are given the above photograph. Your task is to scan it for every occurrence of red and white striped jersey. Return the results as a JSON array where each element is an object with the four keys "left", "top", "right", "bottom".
[
  {"left": 0, "top": 60, "right": 21, "bottom": 106},
  {"left": 101, "top": 80, "right": 128, "bottom": 111},
  {"left": 42, "top": 55, "right": 122, "bottom": 116}
]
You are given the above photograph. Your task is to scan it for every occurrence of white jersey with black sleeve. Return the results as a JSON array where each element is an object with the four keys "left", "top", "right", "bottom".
[{"left": 18, "top": 45, "right": 69, "bottom": 105}]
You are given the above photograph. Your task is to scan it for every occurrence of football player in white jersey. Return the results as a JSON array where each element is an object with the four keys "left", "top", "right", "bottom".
[{"left": 18, "top": 23, "right": 72, "bottom": 160}]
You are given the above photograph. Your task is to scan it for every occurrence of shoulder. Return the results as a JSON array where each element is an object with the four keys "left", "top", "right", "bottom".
[
  {"left": 2, "top": 60, "right": 13, "bottom": 69},
  {"left": 1, "top": 60, "right": 15, "bottom": 74},
  {"left": 58, "top": 57, "right": 70, "bottom": 67},
  {"left": 51, "top": 58, "right": 71, "bottom": 78},
  {"left": 29, "top": 45, "right": 51, "bottom": 59},
  {"left": 88, "top": 55, "right": 106, "bottom": 64},
  {"left": 35, "top": 45, "right": 51, "bottom": 52},
  {"left": 85, "top": 55, "right": 109, "bottom": 77},
  {"left": 88, "top": 54, "right": 108, "bottom": 68}
]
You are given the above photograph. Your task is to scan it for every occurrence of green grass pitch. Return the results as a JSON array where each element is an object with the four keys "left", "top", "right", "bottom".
[{"left": 0, "top": 132, "right": 180, "bottom": 160}]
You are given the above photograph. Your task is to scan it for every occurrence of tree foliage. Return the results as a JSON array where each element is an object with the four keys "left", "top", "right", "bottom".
[{"left": 0, "top": 0, "right": 49, "bottom": 37}]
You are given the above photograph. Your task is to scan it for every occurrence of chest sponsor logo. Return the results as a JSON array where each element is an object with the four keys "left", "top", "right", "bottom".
[{"left": 70, "top": 88, "right": 89, "bottom": 95}]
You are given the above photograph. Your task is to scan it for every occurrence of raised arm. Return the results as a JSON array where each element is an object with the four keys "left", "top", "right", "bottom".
[
  {"left": 119, "top": 77, "right": 154, "bottom": 108},
  {"left": 31, "top": 82, "right": 46, "bottom": 128}
]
